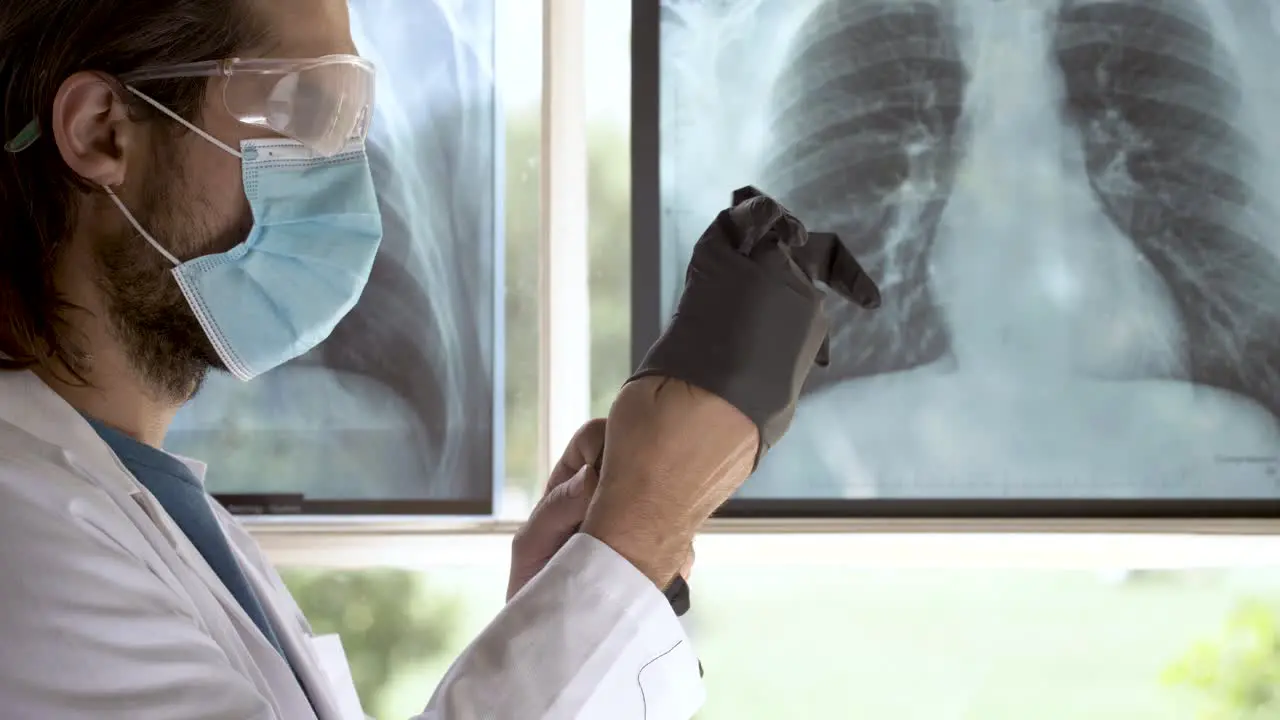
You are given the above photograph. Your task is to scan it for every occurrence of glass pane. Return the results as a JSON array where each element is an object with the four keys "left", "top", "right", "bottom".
[
  {"left": 279, "top": 553, "right": 1280, "bottom": 718},
  {"left": 498, "top": 0, "right": 543, "bottom": 509},
  {"left": 587, "top": 0, "right": 633, "bottom": 418},
  {"left": 652, "top": 2, "right": 1280, "bottom": 500},
  {"left": 166, "top": 0, "right": 521, "bottom": 512},
  {"left": 503, "top": 0, "right": 631, "bottom": 514}
]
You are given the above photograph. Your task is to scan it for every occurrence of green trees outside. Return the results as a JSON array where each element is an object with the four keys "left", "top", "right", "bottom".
[
  {"left": 1165, "top": 599, "right": 1280, "bottom": 718},
  {"left": 278, "top": 568, "right": 461, "bottom": 716}
]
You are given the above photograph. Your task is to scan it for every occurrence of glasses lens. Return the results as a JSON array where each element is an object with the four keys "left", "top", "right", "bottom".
[{"left": 225, "top": 60, "right": 375, "bottom": 156}]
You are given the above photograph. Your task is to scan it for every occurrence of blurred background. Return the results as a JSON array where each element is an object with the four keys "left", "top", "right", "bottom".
[
  {"left": 276, "top": 1, "right": 1280, "bottom": 717},
  {"left": 282, "top": 562, "right": 1280, "bottom": 719}
]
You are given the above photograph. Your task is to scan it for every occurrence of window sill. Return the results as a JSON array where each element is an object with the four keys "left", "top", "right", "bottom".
[{"left": 249, "top": 517, "right": 1280, "bottom": 569}]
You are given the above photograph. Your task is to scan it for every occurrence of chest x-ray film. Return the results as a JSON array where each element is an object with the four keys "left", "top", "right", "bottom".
[
  {"left": 656, "top": 0, "right": 1280, "bottom": 502},
  {"left": 166, "top": 0, "right": 501, "bottom": 514}
]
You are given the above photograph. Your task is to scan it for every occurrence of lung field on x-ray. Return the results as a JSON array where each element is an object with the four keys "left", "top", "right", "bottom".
[
  {"left": 758, "top": 0, "right": 970, "bottom": 391},
  {"left": 1053, "top": 0, "right": 1280, "bottom": 421}
]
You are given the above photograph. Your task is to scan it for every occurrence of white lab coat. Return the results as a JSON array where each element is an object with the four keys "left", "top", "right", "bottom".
[{"left": 0, "top": 370, "right": 704, "bottom": 719}]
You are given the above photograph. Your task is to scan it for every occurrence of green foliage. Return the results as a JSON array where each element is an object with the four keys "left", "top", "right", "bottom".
[
  {"left": 1164, "top": 599, "right": 1280, "bottom": 719},
  {"left": 279, "top": 568, "right": 461, "bottom": 717}
]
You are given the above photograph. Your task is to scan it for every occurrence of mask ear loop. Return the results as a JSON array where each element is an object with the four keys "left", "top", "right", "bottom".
[
  {"left": 102, "top": 186, "right": 181, "bottom": 267},
  {"left": 101, "top": 85, "right": 249, "bottom": 267}
]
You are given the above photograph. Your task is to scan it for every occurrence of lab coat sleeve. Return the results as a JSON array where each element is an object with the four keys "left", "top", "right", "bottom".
[
  {"left": 0, "top": 460, "right": 275, "bottom": 720},
  {"left": 417, "top": 534, "right": 706, "bottom": 720}
]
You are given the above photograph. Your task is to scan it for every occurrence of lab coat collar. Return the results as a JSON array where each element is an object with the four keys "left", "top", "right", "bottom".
[
  {"left": 171, "top": 453, "right": 210, "bottom": 485},
  {"left": 0, "top": 373, "right": 267, "bottom": 641},
  {"left": 0, "top": 371, "right": 147, "bottom": 501},
  {"left": 0, "top": 371, "right": 214, "bottom": 500}
]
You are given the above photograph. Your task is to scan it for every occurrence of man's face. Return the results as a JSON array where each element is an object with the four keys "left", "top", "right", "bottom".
[{"left": 92, "top": 0, "right": 359, "bottom": 401}]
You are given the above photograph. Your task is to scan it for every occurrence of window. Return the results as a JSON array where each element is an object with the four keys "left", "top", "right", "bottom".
[
  {"left": 650, "top": 1, "right": 1280, "bottom": 505},
  {"left": 251, "top": 0, "right": 1280, "bottom": 718},
  {"left": 495, "top": 0, "right": 543, "bottom": 511}
]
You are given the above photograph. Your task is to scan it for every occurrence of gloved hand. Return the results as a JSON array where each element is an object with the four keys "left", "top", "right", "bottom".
[
  {"left": 582, "top": 187, "right": 879, "bottom": 588},
  {"left": 629, "top": 186, "right": 880, "bottom": 465}
]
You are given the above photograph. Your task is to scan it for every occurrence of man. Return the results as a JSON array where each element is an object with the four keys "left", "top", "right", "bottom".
[{"left": 0, "top": 0, "right": 765, "bottom": 718}]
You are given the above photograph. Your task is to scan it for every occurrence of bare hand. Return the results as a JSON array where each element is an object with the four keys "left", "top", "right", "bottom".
[
  {"left": 509, "top": 418, "right": 697, "bottom": 599},
  {"left": 507, "top": 420, "right": 605, "bottom": 601}
]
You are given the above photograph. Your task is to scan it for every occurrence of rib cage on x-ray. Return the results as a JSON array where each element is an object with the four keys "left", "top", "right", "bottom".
[
  {"left": 660, "top": 0, "right": 1280, "bottom": 498},
  {"left": 301, "top": 0, "right": 496, "bottom": 498},
  {"left": 1052, "top": 0, "right": 1280, "bottom": 421},
  {"left": 758, "top": 1, "right": 969, "bottom": 391}
]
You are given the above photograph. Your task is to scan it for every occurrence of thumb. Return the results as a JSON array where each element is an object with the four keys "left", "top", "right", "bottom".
[{"left": 531, "top": 463, "right": 598, "bottom": 537}]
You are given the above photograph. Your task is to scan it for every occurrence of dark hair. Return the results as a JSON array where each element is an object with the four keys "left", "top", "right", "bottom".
[{"left": 0, "top": 1, "right": 265, "bottom": 376}]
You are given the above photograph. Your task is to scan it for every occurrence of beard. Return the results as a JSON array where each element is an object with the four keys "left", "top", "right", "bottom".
[{"left": 92, "top": 155, "right": 253, "bottom": 404}]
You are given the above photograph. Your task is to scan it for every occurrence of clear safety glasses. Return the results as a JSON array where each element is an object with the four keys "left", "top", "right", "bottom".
[
  {"left": 4, "top": 54, "right": 376, "bottom": 157},
  {"left": 123, "top": 55, "right": 376, "bottom": 156}
]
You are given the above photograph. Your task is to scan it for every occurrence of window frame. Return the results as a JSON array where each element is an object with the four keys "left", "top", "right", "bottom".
[{"left": 537, "top": 0, "right": 593, "bottom": 487}]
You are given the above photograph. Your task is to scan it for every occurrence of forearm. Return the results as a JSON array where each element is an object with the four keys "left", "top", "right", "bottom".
[{"left": 580, "top": 491, "right": 694, "bottom": 587}]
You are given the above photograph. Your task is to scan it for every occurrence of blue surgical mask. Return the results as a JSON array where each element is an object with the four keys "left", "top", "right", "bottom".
[{"left": 104, "top": 90, "right": 383, "bottom": 381}]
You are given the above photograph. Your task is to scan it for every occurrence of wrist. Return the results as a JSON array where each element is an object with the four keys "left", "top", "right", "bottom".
[{"left": 581, "top": 499, "right": 694, "bottom": 587}]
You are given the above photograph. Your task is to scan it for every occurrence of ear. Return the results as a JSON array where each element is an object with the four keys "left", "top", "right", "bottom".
[{"left": 49, "top": 71, "right": 136, "bottom": 188}]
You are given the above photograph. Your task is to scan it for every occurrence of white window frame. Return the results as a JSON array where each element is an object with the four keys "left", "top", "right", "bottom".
[
  {"left": 537, "top": 0, "right": 592, "bottom": 483},
  {"left": 256, "top": 519, "right": 1280, "bottom": 569},
  {"left": 249, "top": 0, "right": 1280, "bottom": 568}
]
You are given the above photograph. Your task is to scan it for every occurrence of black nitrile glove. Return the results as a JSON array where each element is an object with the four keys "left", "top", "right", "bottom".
[{"left": 629, "top": 186, "right": 880, "bottom": 466}]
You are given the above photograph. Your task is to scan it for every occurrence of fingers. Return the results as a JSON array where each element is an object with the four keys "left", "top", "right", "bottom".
[
  {"left": 531, "top": 463, "right": 599, "bottom": 540},
  {"left": 727, "top": 195, "right": 787, "bottom": 255},
  {"left": 509, "top": 464, "right": 601, "bottom": 602},
  {"left": 830, "top": 244, "right": 881, "bottom": 309},
  {"left": 507, "top": 464, "right": 600, "bottom": 602},
  {"left": 545, "top": 418, "right": 607, "bottom": 493},
  {"left": 731, "top": 185, "right": 763, "bottom": 206}
]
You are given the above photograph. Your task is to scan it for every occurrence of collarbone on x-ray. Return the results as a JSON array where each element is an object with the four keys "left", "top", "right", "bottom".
[{"left": 661, "top": 0, "right": 1280, "bottom": 498}]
